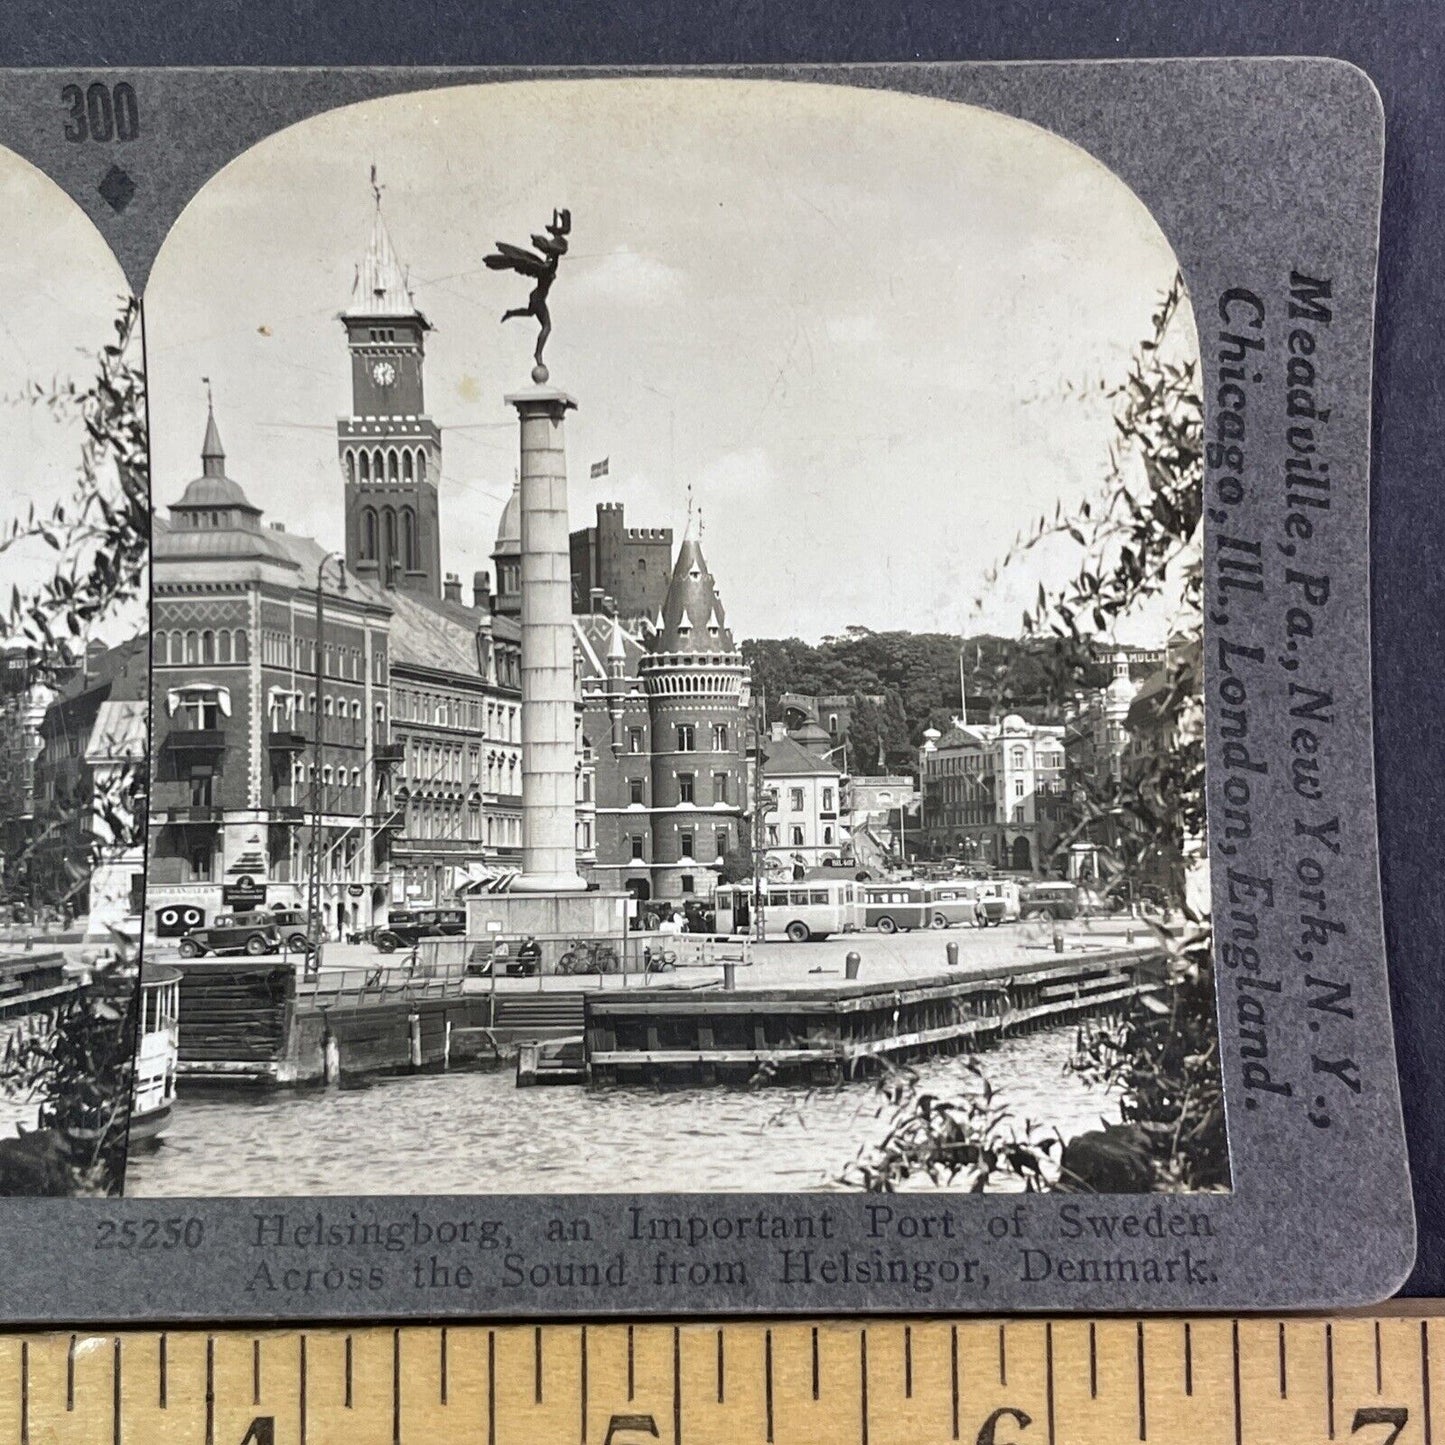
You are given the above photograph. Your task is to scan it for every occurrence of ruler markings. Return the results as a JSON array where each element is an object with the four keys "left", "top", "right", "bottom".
[
  {"left": 1375, "top": 1320, "right": 1383, "bottom": 1394},
  {"left": 1424, "top": 1320, "right": 1434, "bottom": 1445},
  {"left": 1326, "top": 1321, "right": 1335, "bottom": 1440},
  {"left": 66, "top": 1334, "right": 75, "bottom": 1412},
  {"left": 715, "top": 1328, "right": 724, "bottom": 1404},
  {"left": 627, "top": 1324, "right": 635, "bottom": 1401},
  {"left": 1045, "top": 1322, "right": 1056, "bottom": 1445},
  {"left": 949, "top": 1324, "right": 959, "bottom": 1440},
  {"left": 1137, "top": 1320, "right": 1147, "bottom": 1442},
  {"left": 904, "top": 1324, "right": 913, "bottom": 1399},
  {"left": 859, "top": 1329, "right": 869, "bottom": 1445},
  {"left": 1089, "top": 1321, "right": 1098, "bottom": 1399},
  {"left": 299, "top": 1334, "right": 307, "bottom": 1445},
  {"left": 253, "top": 1337, "right": 261, "bottom": 1406},
  {"left": 673, "top": 1325, "right": 682, "bottom": 1445},
  {"left": 1183, "top": 1322, "right": 1192, "bottom": 1398},
  {"left": 998, "top": 1324, "right": 1007, "bottom": 1386},
  {"left": 111, "top": 1338, "right": 121, "bottom": 1445},
  {"left": 764, "top": 1328, "right": 774, "bottom": 1443},
  {"left": 1279, "top": 1320, "right": 1288, "bottom": 1398},
  {"left": 440, "top": 1325, "right": 449, "bottom": 1407},
  {"left": 19, "top": 1339, "right": 28, "bottom": 1445},
  {"left": 344, "top": 1334, "right": 353, "bottom": 1408},
  {"left": 811, "top": 1326, "right": 820, "bottom": 1402},
  {"left": 486, "top": 1330, "right": 496, "bottom": 1445},
  {"left": 580, "top": 1325, "right": 588, "bottom": 1443},
  {"left": 158, "top": 1333, "right": 167, "bottom": 1410},
  {"left": 205, "top": 1335, "right": 215, "bottom": 1445},
  {"left": 1231, "top": 1320, "right": 1242, "bottom": 1445},
  {"left": 534, "top": 1324, "right": 543, "bottom": 1405},
  {"left": 392, "top": 1328, "right": 402, "bottom": 1445}
]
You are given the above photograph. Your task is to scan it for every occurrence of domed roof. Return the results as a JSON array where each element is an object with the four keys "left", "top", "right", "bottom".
[
  {"left": 1000, "top": 713, "right": 1028, "bottom": 731},
  {"left": 493, "top": 480, "right": 521, "bottom": 555},
  {"left": 175, "top": 473, "right": 258, "bottom": 511}
]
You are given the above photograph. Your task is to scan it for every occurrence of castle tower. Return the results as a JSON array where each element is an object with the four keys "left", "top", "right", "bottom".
[
  {"left": 338, "top": 178, "right": 443, "bottom": 598},
  {"left": 640, "top": 515, "right": 749, "bottom": 898}
]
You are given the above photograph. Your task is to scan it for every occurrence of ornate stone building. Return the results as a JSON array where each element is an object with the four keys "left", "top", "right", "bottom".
[{"left": 577, "top": 519, "right": 749, "bottom": 902}]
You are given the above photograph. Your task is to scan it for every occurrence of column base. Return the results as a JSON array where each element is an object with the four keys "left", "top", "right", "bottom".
[{"left": 511, "top": 871, "right": 590, "bottom": 894}]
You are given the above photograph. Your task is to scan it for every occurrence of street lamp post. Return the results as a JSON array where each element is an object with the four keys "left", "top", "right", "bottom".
[{"left": 306, "top": 553, "right": 347, "bottom": 961}]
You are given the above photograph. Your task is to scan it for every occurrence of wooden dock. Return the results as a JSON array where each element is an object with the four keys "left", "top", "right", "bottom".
[
  {"left": 585, "top": 948, "right": 1165, "bottom": 1088},
  {"left": 0, "top": 952, "right": 78, "bottom": 1021},
  {"left": 172, "top": 960, "right": 498, "bottom": 1086}
]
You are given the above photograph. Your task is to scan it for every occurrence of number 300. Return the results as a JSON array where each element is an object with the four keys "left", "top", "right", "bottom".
[{"left": 62, "top": 82, "right": 139, "bottom": 143}]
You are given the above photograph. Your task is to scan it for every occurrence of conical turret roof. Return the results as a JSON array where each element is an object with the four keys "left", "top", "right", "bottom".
[{"left": 654, "top": 514, "right": 735, "bottom": 654}]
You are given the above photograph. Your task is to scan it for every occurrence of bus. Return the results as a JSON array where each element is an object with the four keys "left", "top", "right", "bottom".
[
  {"left": 713, "top": 881, "right": 862, "bottom": 943},
  {"left": 862, "top": 883, "right": 974, "bottom": 933},
  {"left": 1018, "top": 880, "right": 1082, "bottom": 920}
]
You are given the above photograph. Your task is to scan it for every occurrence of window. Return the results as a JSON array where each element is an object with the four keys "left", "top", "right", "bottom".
[
  {"left": 628, "top": 728, "right": 643, "bottom": 754},
  {"left": 677, "top": 773, "right": 695, "bottom": 804},
  {"left": 790, "top": 825, "right": 805, "bottom": 846},
  {"left": 823, "top": 826, "right": 834, "bottom": 845},
  {"left": 680, "top": 875, "right": 695, "bottom": 895},
  {"left": 1011, "top": 746, "right": 1027, "bottom": 769},
  {"left": 630, "top": 835, "right": 645, "bottom": 861},
  {"left": 1014, "top": 778, "right": 1025, "bottom": 798},
  {"left": 711, "top": 723, "right": 729, "bottom": 751},
  {"left": 715, "top": 826, "right": 730, "bottom": 856},
  {"left": 676, "top": 724, "right": 695, "bottom": 752},
  {"left": 767, "top": 824, "right": 779, "bottom": 845},
  {"left": 188, "top": 771, "right": 212, "bottom": 807},
  {"left": 822, "top": 786, "right": 834, "bottom": 811},
  {"left": 188, "top": 843, "right": 212, "bottom": 881},
  {"left": 789, "top": 787, "right": 805, "bottom": 812},
  {"left": 629, "top": 778, "right": 644, "bottom": 805},
  {"left": 678, "top": 829, "right": 695, "bottom": 858},
  {"left": 810, "top": 890, "right": 828, "bottom": 905},
  {"left": 712, "top": 771, "right": 729, "bottom": 804}
]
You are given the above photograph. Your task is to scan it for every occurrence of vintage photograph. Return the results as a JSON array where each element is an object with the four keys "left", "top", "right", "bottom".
[
  {"left": 0, "top": 142, "right": 151, "bottom": 1195},
  {"left": 129, "top": 78, "right": 1224, "bottom": 1197}
]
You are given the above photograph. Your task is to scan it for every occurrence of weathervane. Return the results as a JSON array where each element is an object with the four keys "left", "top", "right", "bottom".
[{"left": 485, "top": 207, "right": 572, "bottom": 384}]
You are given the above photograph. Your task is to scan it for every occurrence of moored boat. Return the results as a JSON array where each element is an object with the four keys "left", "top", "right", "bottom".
[{"left": 130, "top": 964, "right": 179, "bottom": 1146}]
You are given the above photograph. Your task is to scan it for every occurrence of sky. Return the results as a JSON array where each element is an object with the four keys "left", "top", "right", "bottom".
[
  {"left": 144, "top": 78, "right": 1196, "bottom": 645},
  {"left": 0, "top": 151, "right": 138, "bottom": 646}
]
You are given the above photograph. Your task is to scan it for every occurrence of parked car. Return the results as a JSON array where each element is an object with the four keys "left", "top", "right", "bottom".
[
  {"left": 371, "top": 907, "right": 466, "bottom": 953},
  {"left": 176, "top": 911, "right": 283, "bottom": 958},
  {"left": 1019, "top": 881, "right": 1081, "bottom": 921},
  {"left": 265, "top": 907, "right": 320, "bottom": 952}
]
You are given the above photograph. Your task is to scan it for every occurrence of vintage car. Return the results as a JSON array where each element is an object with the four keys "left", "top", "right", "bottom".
[
  {"left": 265, "top": 906, "right": 321, "bottom": 952},
  {"left": 176, "top": 911, "right": 283, "bottom": 958},
  {"left": 371, "top": 907, "right": 467, "bottom": 953}
]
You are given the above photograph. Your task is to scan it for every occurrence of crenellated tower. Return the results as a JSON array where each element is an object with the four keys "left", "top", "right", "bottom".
[{"left": 338, "top": 179, "right": 443, "bottom": 598}]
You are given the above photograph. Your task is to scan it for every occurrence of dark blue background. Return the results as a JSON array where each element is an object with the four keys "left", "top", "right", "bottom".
[{"left": 0, "top": 1, "right": 1440, "bottom": 1293}]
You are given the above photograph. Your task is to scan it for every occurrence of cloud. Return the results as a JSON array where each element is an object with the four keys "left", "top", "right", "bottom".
[{"left": 572, "top": 246, "right": 685, "bottom": 306}]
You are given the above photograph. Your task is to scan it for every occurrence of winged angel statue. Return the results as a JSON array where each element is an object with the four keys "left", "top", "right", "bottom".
[{"left": 485, "top": 207, "right": 572, "bottom": 382}]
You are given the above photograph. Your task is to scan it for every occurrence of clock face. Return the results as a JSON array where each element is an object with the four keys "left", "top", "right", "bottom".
[{"left": 371, "top": 360, "right": 397, "bottom": 387}]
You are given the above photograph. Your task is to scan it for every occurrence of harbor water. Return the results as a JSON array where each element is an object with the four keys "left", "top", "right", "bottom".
[{"left": 124, "top": 1025, "right": 1120, "bottom": 1196}]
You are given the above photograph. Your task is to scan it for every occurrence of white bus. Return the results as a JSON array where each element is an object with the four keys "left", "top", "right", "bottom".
[{"left": 713, "top": 881, "right": 863, "bottom": 943}]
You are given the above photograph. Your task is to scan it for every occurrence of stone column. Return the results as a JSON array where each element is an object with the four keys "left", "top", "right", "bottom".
[{"left": 507, "top": 386, "right": 587, "bottom": 892}]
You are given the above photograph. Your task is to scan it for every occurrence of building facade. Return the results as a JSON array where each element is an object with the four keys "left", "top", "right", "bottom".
[
  {"left": 919, "top": 714, "right": 1068, "bottom": 873},
  {"left": 577, "top": 521, "right": 749, "bottom": 903},
  {"left": 759, "top": 723, "right": 845, "bottom": 876},
  {"left": 148, "top": 409, "right": 396, "bottom": 937}
]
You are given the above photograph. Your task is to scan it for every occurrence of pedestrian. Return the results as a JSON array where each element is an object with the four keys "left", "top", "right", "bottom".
[{"left": 657, "top": 910, "right": 684, "bottom": 936}]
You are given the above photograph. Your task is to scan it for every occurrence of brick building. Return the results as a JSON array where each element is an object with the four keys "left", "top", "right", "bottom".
[{"left": 569, "top": 502, "right": 672, "bottom": 626}]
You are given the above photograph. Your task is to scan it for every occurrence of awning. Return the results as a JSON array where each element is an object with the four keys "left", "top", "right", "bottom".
[{"left": 166, "top": 684, "right": 232, "bottom": 717}]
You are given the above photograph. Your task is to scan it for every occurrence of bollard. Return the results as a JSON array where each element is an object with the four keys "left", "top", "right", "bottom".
[
  {"left": 845, "top": 951, "right": 861, "bottom": 981},
  {"left": 443, "top": 1018, "right": 453, "bottom": 1071},
  {"left": 1126, "top": 926, "right": 1135, "bottom": 945},
  {"left": 946, "top": 941, "right": 959, "bottom": 968},
  {"left": 408, "top": 1012, "right": 422, "bottom": 1068},
  {"left": 723, "top": 961, "right": 736, "bottom": 992},
  {"left": 323, "top": 1027, "right": 341, "bottom": 1086},
  {"left": 1052, "top": 926, "right": 1064, "bottom": 954}
]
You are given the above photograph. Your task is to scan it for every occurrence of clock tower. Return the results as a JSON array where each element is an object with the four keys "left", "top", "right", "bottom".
[{"left": 338, "top": 182, "right": 443, "bottom": 598}]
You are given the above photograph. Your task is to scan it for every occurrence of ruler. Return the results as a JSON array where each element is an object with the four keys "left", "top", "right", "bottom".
[{"left": 0, "top": 1314, "right": 1435, "bottom": 1445}]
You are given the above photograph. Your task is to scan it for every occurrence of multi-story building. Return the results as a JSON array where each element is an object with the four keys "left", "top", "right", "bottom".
[
  {"left": 0, "top": 645, "right": 64, "bottom": 898},
  {"left": 779, "top": 693, "right": 882, "bottom": 768},
  {"left": 148, "top": 407, "right": 396, "bottom": 937},
  {"left": 33, "top": 636, "right": 148, "bottom": 916},
  {"left": 570, "top": 502, "right": 672, "bottom": 626},
  {"left": 843, "top": 774, "right": 917, "bottom": 871},
  {"left": 759, "top": 722, "right": 846, "bottom": 876},
  {"left": 919, "top": 714, "right": 1068, "bottom": 873},
  {"left": 576, "top": 520, "right": 749, "bottom": 903}
]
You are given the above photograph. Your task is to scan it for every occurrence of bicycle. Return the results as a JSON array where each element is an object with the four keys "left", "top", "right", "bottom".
[{"left": 556, "top": 938, "right": 621, "bottom": 975}]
